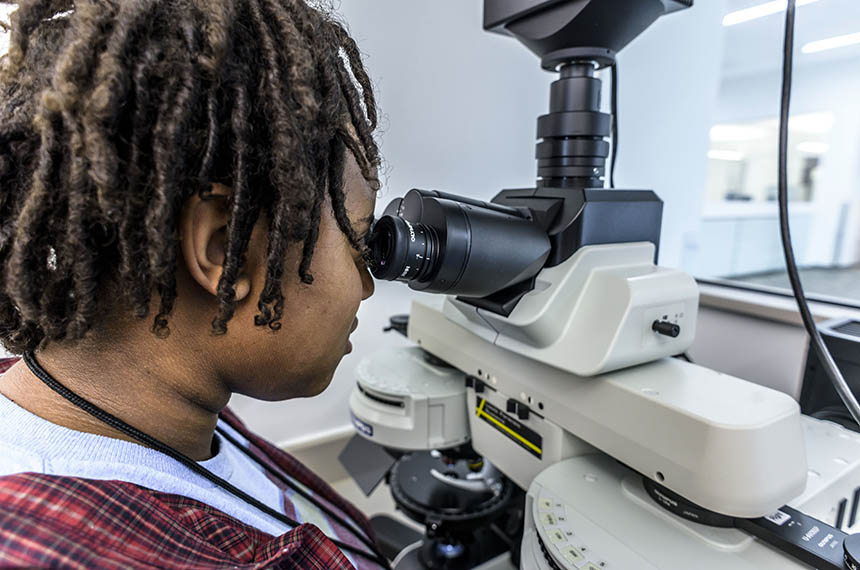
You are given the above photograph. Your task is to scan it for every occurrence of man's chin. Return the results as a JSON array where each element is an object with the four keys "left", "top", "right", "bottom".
[
  {"left": 301, "top": 373, "right": 335, "bottom": 398},
  {"left": 238, "top": 368, "right": 337, "bottom": 401},
  {"left": 291, "top": 367, "right": 338, "bottom": 399}
]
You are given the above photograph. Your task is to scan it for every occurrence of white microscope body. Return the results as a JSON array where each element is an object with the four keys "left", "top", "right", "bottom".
[{"left": 350, "top": 243, "right": 860, "bottom": 569}]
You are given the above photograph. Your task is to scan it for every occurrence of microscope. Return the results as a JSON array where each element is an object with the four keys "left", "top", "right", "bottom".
[{"left": 343, "top": 1, "right": 860, "bottom": 568}]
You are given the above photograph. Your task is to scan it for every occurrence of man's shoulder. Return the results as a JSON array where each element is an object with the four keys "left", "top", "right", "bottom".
[
  {"left": 0, "top": 472, "right": 358, "bottom": 569},
  {"left": 0, "top": 471, "right": 263, "bottom": 536}
]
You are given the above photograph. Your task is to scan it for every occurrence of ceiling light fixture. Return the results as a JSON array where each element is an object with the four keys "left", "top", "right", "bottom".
[
  {"left": 723, "top": 0, "right": 820, "bottom": 27},
  {"left": 802, "top": 32, "right": 860, "bottom": 54}
]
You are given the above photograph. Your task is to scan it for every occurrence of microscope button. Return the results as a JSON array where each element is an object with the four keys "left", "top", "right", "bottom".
[
  {"left": 561, "top": 546, "right": 583, "bottom": 563},
  {"left": 549, "top": 529, "right": 567, "bottom": 544},
  {"left": 539, "top": 498, "right": 553, "bottom": 510},
  {"left": 583, "top": 564, "right": 603, "bottom": 570},
  {"left": 541, "top": 512, "right": 557, "bottom": 525}
]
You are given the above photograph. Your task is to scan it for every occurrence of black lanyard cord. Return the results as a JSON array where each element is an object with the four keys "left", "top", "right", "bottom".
[
  {"left": 21, "top": 352, "right": 391, "bottom": 569},
  {"left": 214, "top": 423, "right": 377, "bottom": 551}
]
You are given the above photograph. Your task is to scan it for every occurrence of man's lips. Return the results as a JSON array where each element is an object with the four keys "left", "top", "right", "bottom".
[{"left": 345, "top": 318, "right": 359, "bottom": 355}]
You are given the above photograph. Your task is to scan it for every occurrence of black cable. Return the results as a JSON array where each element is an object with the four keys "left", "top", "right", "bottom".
[
  {"left": 776, "top": 1, "right": 860, "bottom": 425},
  {"left": 21, "top": 352, "right": 392, "bottom": 569},
  {"left": 214, "top": 423, "right": 377, "bottom": 551},
  {"left": 610, "top": 62, "right": 619, "bottom": 189},
  {"left": 811, "top": 407, "right": 860, "bottom": 432}
]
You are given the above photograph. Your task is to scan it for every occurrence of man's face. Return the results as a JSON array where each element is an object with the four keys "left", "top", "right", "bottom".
[{"left": 217, "top": 151, "right": 377, "bottom": 400}]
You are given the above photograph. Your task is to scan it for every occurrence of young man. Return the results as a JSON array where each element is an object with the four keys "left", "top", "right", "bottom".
[{"left": 0, "top": 1, "right": 387, "bottom": 567}]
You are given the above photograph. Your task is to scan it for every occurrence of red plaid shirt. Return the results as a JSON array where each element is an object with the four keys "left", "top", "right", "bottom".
[{"left": 0, "top": 359, "right": 383, "bottom": 569}]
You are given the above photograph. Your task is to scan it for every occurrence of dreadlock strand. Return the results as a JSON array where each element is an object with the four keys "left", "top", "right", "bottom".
[
  {"left": 328, "top": 134, "right": 364, "bottom": 251},
  {"left": 249, "top": 0, "right": 322, "bottom": 328},
  {"left": 147, "top": 42, "right": 202, "bottom": 336},
  {"left": 64, "top": 130, "right": 101, "bottom": 339},
  {"left": 333, "top": 64, "right": 377, "bottom": 169},
  {"left": 7, "top": 109, "right": 62, "bottom": 324},
  {"left": 190, "top": 0, "right": 236, "bottom": 75},
  {"left": 47, "top": 3, "right": 121, "bottom": 338},
  {"left": 267, "top": 1, "right": 335, "bottom": 194},
  {"left": 212, "top": 82, "right": 259, "bottom": 335},
  {"left": 6, "top": 0, "right": 73, "bottom": 68},
  {"left": 306, "top": 22, "right": 380, "bottom": 192},
  {"left": 298, "top": 134, "right": 344, "bottom": 285},
  {"left": 50, "top": 2, "right": 118, "bottom": 116},
  {"left": 197, "top": 90, "right": 220, "bottom": 189},
  {"left": 85, "top": 0, "right": 158, "bottom": 223},
  {"left": 332, "top": 25, "right": 378, "bottom": 130},
  {"left": 117, "top": 43, "right": 163, "bottom": 317},
  {"left": 252, "top": 0, "right": 318, "bottom": 215},
  {"left": 35, "top": 142, "right": 71, "bottom": 339},
  {"left": 262, "top": 0, "right": 319, "bottom": 123}
]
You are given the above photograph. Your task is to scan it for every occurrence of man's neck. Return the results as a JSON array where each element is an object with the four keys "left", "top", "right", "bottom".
[{"left": 0, "top": 340, "right": 229, "bottom": 461}]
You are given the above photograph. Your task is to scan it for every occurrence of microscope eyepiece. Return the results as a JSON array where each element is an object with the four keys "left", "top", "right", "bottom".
[
  {"left": 369, "top": 216, "right": 438, "bottom": 282},
  {"left": 368, "top": 189, "right": 551, "bottom": 299}
]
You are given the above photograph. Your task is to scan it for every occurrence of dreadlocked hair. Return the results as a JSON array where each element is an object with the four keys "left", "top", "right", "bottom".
[{"left": 0, "top": 0, "right": 380, "bottom": 353}]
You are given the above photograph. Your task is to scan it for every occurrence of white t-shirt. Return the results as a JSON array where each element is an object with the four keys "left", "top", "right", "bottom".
[{"left": 0, "top": 391, "right": 355, "bottom": 552}]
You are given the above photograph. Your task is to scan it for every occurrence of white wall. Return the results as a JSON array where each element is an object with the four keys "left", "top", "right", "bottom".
[
  {"left": 231, "top": 0, "right": 729, "bottom": 443},
  {"left": 612, "top": 0, "right": 726, "bottom": 267}
]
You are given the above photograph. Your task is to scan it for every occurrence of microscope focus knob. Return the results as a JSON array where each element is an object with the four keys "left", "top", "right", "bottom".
[{"left": 652, "top": 320, "right": 681, "bottom": 338}]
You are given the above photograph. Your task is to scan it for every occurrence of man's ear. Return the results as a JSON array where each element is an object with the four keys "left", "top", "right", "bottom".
[{"left": 179, "top": 183, "right": 251, "bottom": 301}]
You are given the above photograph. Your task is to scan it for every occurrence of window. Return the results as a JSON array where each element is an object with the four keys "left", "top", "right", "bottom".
[{"left": 681, "top": 0, "right": 860, "bottom": 305}]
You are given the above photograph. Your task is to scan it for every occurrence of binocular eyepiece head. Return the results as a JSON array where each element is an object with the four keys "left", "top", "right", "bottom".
[{"left": 367, "top": 189, "right": 551, "bottom": 299}]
